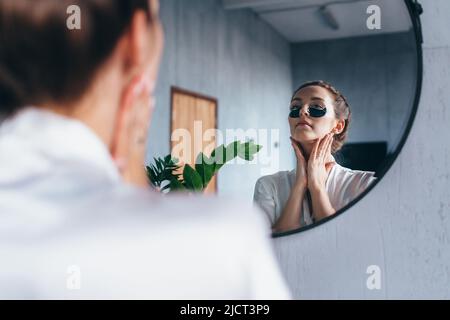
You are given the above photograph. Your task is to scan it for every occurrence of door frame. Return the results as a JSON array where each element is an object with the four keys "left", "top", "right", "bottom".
[{"left": 169, "top": 86, "right": 219, "bottom": 191}]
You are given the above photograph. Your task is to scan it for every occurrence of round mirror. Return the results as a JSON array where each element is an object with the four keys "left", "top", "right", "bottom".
[
  {"left": 249, "top": 0, "right": 423, "bottom": 236},
  {"left": 150, "top": 0, "right": 422, "bottom": 236}
]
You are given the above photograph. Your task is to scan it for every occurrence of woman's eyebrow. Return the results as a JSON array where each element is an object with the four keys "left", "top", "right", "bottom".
[{"left": 291, "top": 97, "right": 325, "bottom": 103}]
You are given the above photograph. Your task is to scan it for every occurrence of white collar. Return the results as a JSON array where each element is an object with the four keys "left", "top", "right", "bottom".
[{"left": 0, "top": 107, "right": 121, "bottom": 184}]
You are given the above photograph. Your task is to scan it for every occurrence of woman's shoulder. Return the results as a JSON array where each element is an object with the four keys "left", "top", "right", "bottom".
[
  {"left": 332, "top": 163, "right": 377, "bottom": 188},
  {"left": 334, "top": 163, "right": 374, "bottom": 174},
  {"left": 254, "top": 169, "right": 295, "bottom": 201},
  {"left": 327, "top": 164, "right": 377, "bottom": 208},
  {"left": 334, "top": 164, "right": 376, "bottom": 178},
  {"left": 255, "top": 170, "right": 294, "bottom": 186}
]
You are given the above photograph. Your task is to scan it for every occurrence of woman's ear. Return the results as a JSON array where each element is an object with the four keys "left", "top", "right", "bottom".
[
  {"left": 122, "top": 10, "right": 150, "bottom": 75},
  {"left": 120, "top": 5, "right": 163, "bottom": 92},
  {"left": 333, "top": 119, "right": 346, "bottom": 135}
]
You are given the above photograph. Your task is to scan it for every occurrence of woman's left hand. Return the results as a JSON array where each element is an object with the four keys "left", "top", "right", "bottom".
[{"left": 307, "top": 133, "right": 334, "bottom": 193}]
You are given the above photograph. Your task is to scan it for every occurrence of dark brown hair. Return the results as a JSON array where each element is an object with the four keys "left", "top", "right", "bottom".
[
  {"left": 292, "top": 80, "right": 351, "bottom": 153},
  {"left": 0, "top": 0, "right": 152, "bottom": 118}
]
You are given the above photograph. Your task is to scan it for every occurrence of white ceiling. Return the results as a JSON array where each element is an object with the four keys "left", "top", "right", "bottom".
[{"left": 223, "top": 0, "right": 413, "bottom": 43}]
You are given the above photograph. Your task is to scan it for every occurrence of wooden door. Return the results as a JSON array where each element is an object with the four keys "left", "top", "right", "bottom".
[{"left": 170, "top": 87, "right": 218, "bottom": 193}]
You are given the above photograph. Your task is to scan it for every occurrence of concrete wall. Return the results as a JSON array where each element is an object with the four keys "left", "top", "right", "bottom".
[
  {"left": 147, "top": 0, "right": 294, "bottom": 200},
  {"left": 274, "top": 0, "right": 450, "bottom": 299},
  {"left": 291, "top": 32, "right": 417, "bottom": 153}
]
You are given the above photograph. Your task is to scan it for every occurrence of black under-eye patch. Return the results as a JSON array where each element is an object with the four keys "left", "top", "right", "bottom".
[{"left": 289, "top": 105, "right": 327, "bottom": 118}]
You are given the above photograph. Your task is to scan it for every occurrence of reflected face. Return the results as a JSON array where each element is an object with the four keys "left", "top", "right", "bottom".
[{"left": 288, "top": 86, "right": 340, "bottom": 144}]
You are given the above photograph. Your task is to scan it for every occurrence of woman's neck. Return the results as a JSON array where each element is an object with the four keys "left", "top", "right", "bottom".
[
  {"left": 300, "top": 141, "right": 315, "bottom": 161},
  {"left": 300, "top": 140, "right": 335, "bottom": 164}
]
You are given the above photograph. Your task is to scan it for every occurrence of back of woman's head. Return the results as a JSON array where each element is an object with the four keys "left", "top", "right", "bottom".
[{"left": 0, "top": 0, "right": 151, "bottom": 118}]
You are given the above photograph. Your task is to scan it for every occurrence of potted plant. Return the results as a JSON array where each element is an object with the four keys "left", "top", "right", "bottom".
[{"left": 146, "top": 140, "right": 262, "bottom": 193}]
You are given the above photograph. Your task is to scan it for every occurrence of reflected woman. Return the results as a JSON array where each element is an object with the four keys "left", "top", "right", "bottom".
[{"left": 254, "top": 81, "right": 376, "bottom": 233}]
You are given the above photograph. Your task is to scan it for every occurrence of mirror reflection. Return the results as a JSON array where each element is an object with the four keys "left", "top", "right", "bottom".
[{"left": 255, "top": 80, "right": 377, "bottom": 232}]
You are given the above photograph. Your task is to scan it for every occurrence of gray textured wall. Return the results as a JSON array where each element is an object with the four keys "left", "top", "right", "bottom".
[
  {"left": 291, "top": 32, "right": 417, "bottom": 153},
  {"left": 148, "top": 0, "right": 294, "bottom": 200},
  {"left": 274, "top": 0, "right": 450, "bottom": 299}
]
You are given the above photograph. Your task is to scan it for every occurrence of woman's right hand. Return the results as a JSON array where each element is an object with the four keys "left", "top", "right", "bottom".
[
  {"left": 112, "top": 75, "right": 154, "bottom": 188},
  {"left": 290, "top": 137, "right": 308, "bottom": 188},
  {"left": 273, "top": 137, "right": 308, "bottom": 233}
]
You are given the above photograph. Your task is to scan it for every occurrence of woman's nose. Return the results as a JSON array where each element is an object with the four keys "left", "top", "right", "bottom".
[{"left": 300, "top": 105, "right": 309, "bottom": 117}]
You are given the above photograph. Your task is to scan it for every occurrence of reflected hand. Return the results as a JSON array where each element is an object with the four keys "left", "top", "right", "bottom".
[
  {"left": 307, "top": 133, "right": 334, "bottom": 193},
  {"left": 290, "top": 137, "right": 308, "bottom": 188}
]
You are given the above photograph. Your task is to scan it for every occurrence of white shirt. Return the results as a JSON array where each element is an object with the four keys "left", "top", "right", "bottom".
[
  {"left": 253, "top": 160, "right": 376, "bottom": 227},
  {"left": 0, "top": 108, "right": 291, "bottom": 299}
]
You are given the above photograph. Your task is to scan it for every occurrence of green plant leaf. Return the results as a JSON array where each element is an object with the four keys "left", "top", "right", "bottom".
[
  {"left": 147, "top": 140, "right": 263, "bottom": 193},
  {"left": 226, "top": 141, "right": 240, "bottom": 161},
  {"left": 169, "top": 177, "right": 186, "bottom": 191},
  {"left": 146, "top": 166, "right": 157, "bottom": 187},
  {"left": 237, "top": 141, "right": 263, "bottom": 161},
  {"left": 195, "top": 152, "right": 215, "bottom": 188},
  {"left": 183, "top": 164, "right": 203, "bottom": 191},
  {"left": 211, "top": 145, "right": 225, "bottom": 162},
  {"left": 211, "top": 145, "right": 226, "bottom": 172},
  {"left": 146, "top": 155, "right": 183, "bottom": 190}
]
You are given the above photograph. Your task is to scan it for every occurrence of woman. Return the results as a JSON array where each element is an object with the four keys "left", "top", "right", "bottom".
[
  {"left": 0, "top": 0, "right": 290, "bottom": 299},
  {"left": 254, "top": 81, "right": 376, "bottom": 233}
]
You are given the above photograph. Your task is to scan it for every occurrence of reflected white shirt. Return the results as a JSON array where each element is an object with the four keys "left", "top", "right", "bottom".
[
  {"left": 253, "top": 160, "right": 376, "bottom": 227},
  {"left": 0, "top": 108, "right": 291, "bottom": 299}
]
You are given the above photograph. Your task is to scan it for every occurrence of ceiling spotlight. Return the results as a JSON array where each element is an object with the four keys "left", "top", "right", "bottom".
[{"left": 319, "top": 5, "right": 340, "bottom": 30}]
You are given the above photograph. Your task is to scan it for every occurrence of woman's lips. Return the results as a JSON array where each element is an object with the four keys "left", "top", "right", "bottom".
[{"left": 296, "top": 122, "right": 312, "bottom": 129}]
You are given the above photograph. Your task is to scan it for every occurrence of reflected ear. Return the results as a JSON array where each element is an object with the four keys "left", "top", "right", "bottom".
[{"left": 333, "top": 119, "right": 346, "bottom": 135}]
